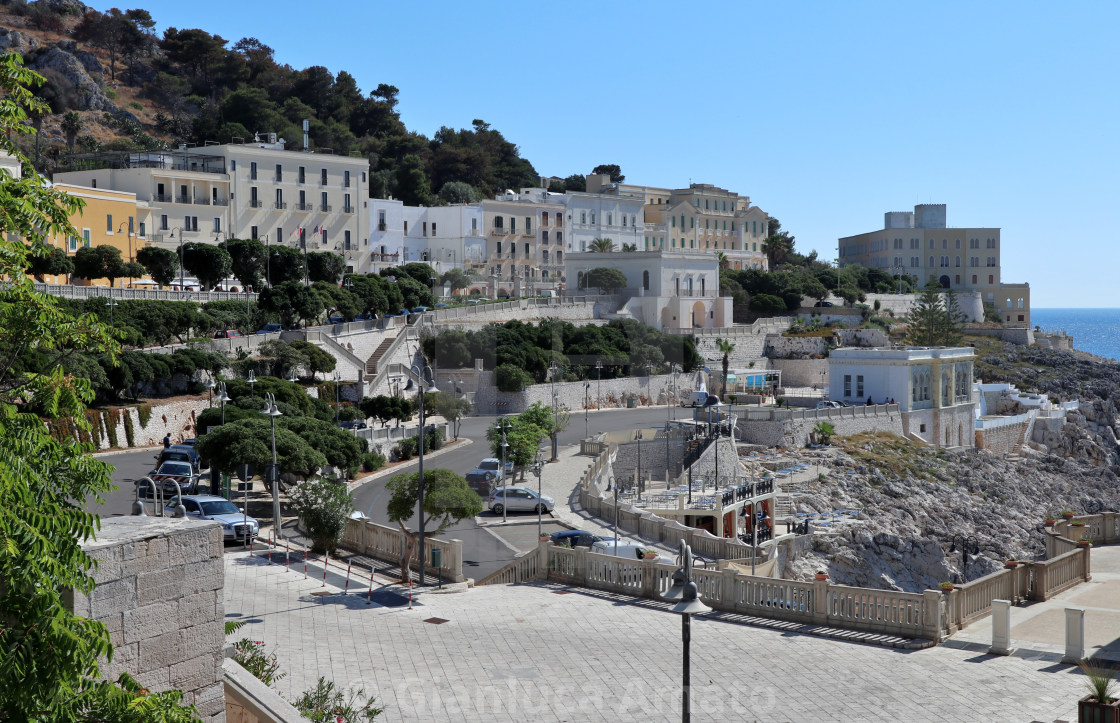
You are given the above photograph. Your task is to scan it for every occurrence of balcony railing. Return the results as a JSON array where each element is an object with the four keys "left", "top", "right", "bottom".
[
  {"left": 175, "top": 195, "right": 191, "bottom": 204},
  {"left": 320, "top": 204, "right": 332, "bottom": 212},
  {"left": 155, "top": 193, "right": 172, "bottom": 203},
  {"left": 274, "top": 174, "right": 283, "bottom": 182},
  {"left": 343, "top": 206, "right": 353, "bottom": 214},
  {"left": 296, "top": 202, "right": 313, "bottom": 211},
  {"left": 377, "top": 223, "right": 387, "bottom": 231},
  {"left": 250, "top": 200, "right": 263, "bottom": 208},
  {"left": 212, "top": 198, "right": 229, "bottom": 207},
  {"left": 491, "top": 227, "right": 509, "bottom": 235},
  {"left": 275, "top": 201, "right": 287, "bottom": 210}
]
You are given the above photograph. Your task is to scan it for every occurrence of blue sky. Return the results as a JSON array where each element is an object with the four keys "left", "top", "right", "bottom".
[{"left": 129, "top": 1, "right": 1118, "bottom": 307}]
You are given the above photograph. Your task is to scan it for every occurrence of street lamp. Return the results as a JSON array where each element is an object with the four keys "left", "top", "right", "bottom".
[
  {"left": 595, "top": 359, "right": 603, "bottom": 409},
  {"left": 247, "top": 370, "right": 257, "bottom": 397},
  {"left": 206, "top": 377, "right": 216, "bottom": 408},
  {"left": 404, "top": 363, "right": 439, "bottom": 586},
  {"left": 751, "top": 508, "right": 770, "bottom": 575},
  {"left": 531, "top": 453, "right": 545, "bottom": 539},
  {"left": 635, "top": 430, "right": 644, "bottom": 502},
  {"left": 607, "top": 475, "right": 619, "bottom": 557},
  {"left": 548, "top": 361, "right": 560, "bottom": 462},
  {"left": 662, "top": 540, "right": 711, "bottom": 723},
  {"left": 584, "top": 382, "right": 590, "bottom": 439},
  {"left": 496, "top": 417, "right": 512, "bottom": 524},
  {"left": 216, "top": 382, "right": 231, "bottom": 425},
  {"left": 260, "top": 392, "right": 283, "bottom": 542},
  {"left": 950, "top": 535, "right": 980, "bottom": 583},
  {"left": 333, "top": 370, "right": 342, "bottom": 423},
  {"left": 104, "top": 295, "right": 118, "bottom": 325},
  {"left": 116, "top": 221, "right": 134, "bottom": 287},
  {"left": 168, "top": 227, "right": 185, "bottom": 290}
]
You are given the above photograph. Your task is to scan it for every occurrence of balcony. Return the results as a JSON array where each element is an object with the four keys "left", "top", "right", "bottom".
[
  {"left": 320, "top": 204, "right": 332, "bottom": 212},
  {"left": 275, "top": 202, "right": 287, "bottom": 210},
  {"left": 155, "top": 193, "right": 173, "bottom": 203},
  {"left": 490, "top": 227, "right": 509, "bottom": 235},
  {"left": 211, "top": 198, "right": 229, "bottom": 207},
  {"left": 250, "top": 200, "right": 263, "bottom": 208},
  {"left": 175, "top": 195, "right": 191, "bottom": 204},
  {"left": 296, "top": 202, "right": 314, "bottom": 212},
  {"left": 274, "top": 174, "right": 283, "bottom": 182},
  {"left": 343, "top": 206, "right": 354, "bottom": 214},
  {"left": 377, "top": 222, "right": 387, "bottom": 232},
  {"left": 194, "top": 197, "right": 211, "bottom": 206}
]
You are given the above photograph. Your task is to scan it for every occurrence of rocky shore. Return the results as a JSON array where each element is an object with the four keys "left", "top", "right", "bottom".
[{"left": 784, "top": 339, "right": 1120, "bottom": 592}]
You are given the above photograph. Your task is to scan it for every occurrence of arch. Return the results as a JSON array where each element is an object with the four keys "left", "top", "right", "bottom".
[
  {"left": 942, "top": 370, "right": 951, "bottom": 405},
  {"left": 1017, "top": 297, "right": 1024, "bottom": 309},
  {"left": 660, "top": 305, "right": 672, "bottom": 329},
  {"left": 691, "top": 300, "right": 705, "bottom": 328},
  {"left": 938, "top": 275, "right": 951, "bottom": 289},
  {"left": 945, "top": 424, "right": 952, "bottom": 445}
]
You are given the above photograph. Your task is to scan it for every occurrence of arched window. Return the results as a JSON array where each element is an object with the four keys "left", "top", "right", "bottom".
[
  {"left": 642, "top": 270, "right": 649, "bottom": 291},
  {"left": 1017, "top": 297, "right": 1024, "bottom": 309},
  {"left": 942, "top": 371, "right": 951, "bottom": 405}
]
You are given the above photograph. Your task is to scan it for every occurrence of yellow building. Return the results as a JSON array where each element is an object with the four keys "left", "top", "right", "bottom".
[{"left": 42, "top": 183, "right": 150, "bottom": 287}]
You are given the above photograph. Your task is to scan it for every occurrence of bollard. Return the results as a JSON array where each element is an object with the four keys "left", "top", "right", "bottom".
[
  {"left": 267, "top": 532, "right": 272, "bottom": 565},
  {"left": 366, "top": 569, "right": 375, "bottom": 605},
  {"left": 343, "top": 561, "right": 352, "bottom": 594},
  {"left": 322, "top": 551, "right": 329, "bottom": 587},
  {"left": 303, "top": 547, "right": 308, "bottom": 580},
  {"left": 285, "top": 541, "right": 290, "bottom": 572},
  {"left": 1062, "top": 607, "right": 1085, "bottom": 664},
  {"left": 989, "top": 599, "right": 1013, "bottom": 656},
  {"left": 408, "top": 575, "right": 413, "bottom": 610}
]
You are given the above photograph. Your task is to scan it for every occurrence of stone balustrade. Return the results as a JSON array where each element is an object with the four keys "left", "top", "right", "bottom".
[{"left": 339, "top": 517, "right": 464, "bottom": 582}]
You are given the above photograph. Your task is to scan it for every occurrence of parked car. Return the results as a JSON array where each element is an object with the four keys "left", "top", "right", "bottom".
[
  {"left": 412, "top": 306, "right": 429, "bottom": 314},
  {"left": 338, "top": 420, "right": 368, "bottom": 430},
  {"left": 816, "top": 400, "right": 842, "bottom": 409},
  {"left": 682, "top": 390, "right": 712, "bottom": 407},
  {"left": 434, "top": 303, "right": 450, "bottom": 309},
  {"left": 590, "top": 540, "right": 675, "bottom": 564},
  {"left": 154, "top": 444, "right": 201, "bottom": 473},
  {"left": 178, "top": 437, "right": 198, "bottom": 447},
  {"left": 487, "top": 486, "right": 554, "bottom": 515},
  {"left": 214, "top": 329, "right": 243, "bottom": 338},
  {"left": 142, "top": 460, "right": 201, "bottom": 497},
  {"left": 465, "top": 469, "right": 497, "bottom": 496},
  {"left": 465, "top": 299, "right": 481, "bottom": 305},
  {"left": 813, "top": 300, "right": 834, "bottom": 307},
  {"left": 256, "top": 323, "right": 282, "bottom": 334},
  {"left": 166, "top": 495, "right": 258, "bottom": 542},
  {"left": 327, "top": 316, "right": 346, "bottom": 324},
  {"left": 478, "top": 457, "right": 512, "bottom": 481},
  {"left": 550, "top": 530, "right": 605, "bottom": 548}
]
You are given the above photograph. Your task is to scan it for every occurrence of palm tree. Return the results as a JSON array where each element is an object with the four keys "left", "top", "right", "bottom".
[
  {"left": 715, "top": 251, "right": 730, "bottom": 270},
  {"left": 715, "top": 338, "right": 735, "bottom": 398},
  {"left": 589, "top": 238, "right": 615, "bottom": 253},
  {"left": 61, "top": 111, "right": 82, "bottom": 157}
]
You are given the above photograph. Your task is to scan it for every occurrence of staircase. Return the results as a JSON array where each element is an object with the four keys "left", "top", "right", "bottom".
[{"left": 365, "top": 334, "right": 398, "bottom": 376}]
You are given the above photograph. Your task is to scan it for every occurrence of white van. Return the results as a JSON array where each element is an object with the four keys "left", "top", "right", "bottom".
[{"left": 591, "top": 541, "right": 675, "bottom": 565}]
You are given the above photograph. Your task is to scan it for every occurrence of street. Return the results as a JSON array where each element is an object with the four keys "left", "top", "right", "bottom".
[{"left": 96, "top": 404, "right": 689, "bottom": 576}]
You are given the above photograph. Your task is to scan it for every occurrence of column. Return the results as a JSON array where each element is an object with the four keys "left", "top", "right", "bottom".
[{"left": 1062, "top": 607, "right": 1085, "bottom": 665}]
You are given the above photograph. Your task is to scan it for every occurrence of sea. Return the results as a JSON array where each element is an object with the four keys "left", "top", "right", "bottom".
[{"left": 1030, "top": 308, "right": 1120, "bottom": 362}]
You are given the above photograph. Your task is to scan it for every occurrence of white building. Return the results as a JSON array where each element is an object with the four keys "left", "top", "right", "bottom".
[
  {"left": 368, "top": 199, "right": 483, "bottom": 275},
  {"left": 563, "top": 191, "right": 645, "bottom": 253},
  {"left": 828, "top": 346, "right": 977, "bottom": 448},
  {"left": 563, "top": 250, "right": 731, "bottom": 329}
]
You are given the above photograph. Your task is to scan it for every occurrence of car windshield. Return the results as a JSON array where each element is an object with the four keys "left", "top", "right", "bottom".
[
  {"left": 479, "top": 460, "right": 499, "bottom": 470},
  {"left": 159, "top": 462, "right": 192, "bottom": 475},
  {"left": 200, "top": 500, "right": 240, "bottom": 516}
]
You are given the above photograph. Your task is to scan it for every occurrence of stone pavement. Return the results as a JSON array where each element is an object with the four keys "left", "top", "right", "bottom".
[
  {"left": 223, "top": 550, "right": 1090, "bottom": 722},
  {"left": 950, "top": 544, "right": 1120, "bottom": 664}
]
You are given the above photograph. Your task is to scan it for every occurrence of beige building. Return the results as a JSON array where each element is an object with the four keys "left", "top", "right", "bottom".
[
  {"left": 41, "top": 183, "right": 149, "bottom": 287},
  {"left": 838, "top": 204, "right": 1030, "bottom": 326},
  {"left": 481, "top": 192, "right": 565, "bottom": 297}
]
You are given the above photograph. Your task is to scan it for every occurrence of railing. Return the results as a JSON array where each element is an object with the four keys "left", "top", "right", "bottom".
[
  {"left": 32, "top": 283, "right": 258, "bottom": 303},
  {"left": 1052, "top": 513, "right": 1120, "bottom": 545},
  {"left": 296, "top": 203, "right": 313, "bottom": 211},
  {"left": 193, "top": 197, "right": 211, "bottom": 206},
  {"left": 343, "top": 206, "right": 354, "bottom": 214},
  {"left": 250, "top": 200, "right": 263, "bottom": 208},
  {"left": 738, "top": 404, "right": 898, "bottom": 422},
  {"left": 476, "top": 546, "right": 547, "bottom": 586},
  {"left": 339, "top": 517, "right": 464, "bottom": 582},
  {"left": 303, "top": 329, "right": 366, "bottom": 381},
  {"left": 320, "top": 204, "right": 332, "bottom": 212},
  {"left": 274, "top": 201, "right": 287, "bottom": 210},
  {"left": 377, "top": 223, "right": 387, "bottom": 231},
  {"left": 175, "top": 195, "right": 191, "bottom": 204},
  {"left": 351, "top": 420, "right": 450, "bottom": 447}
]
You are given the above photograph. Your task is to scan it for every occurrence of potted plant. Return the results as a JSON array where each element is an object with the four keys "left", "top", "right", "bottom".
[
  {"left": 642, "top": 550, "right": 658, "bottom": 560},
  {"left": 814, "top": 570, "right": 828, "bottom": 581},
  {"left": 540, "top": 532, "right": 552, "bottom": 542},
  {"left": 1071, "top": 520, "right": 1087, "bottom": 527},
  {"left": 1044, "top": 516, "right": 1057, "bottom": 526},
  {"left": 939, "top": 582, "right": 955, "bottom": 593},
  {"left": 1079, "top": 539, "right": 1093, "bottom": 548},
  {"left": 1078, "top": 662, "right": 1119, "bottom": 722},
  {"left": 1004, "top": 559, "right": 1019, "bottom": 569},
  {"left": 1062, "top": 510, "right": 1076, "bottom": 519}
]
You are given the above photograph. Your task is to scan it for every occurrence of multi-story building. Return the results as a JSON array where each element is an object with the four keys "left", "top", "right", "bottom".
[
  {"left": 838, "top": 204, "right": 1030, "bottom": 326},
  {"left": 563, "top": 190, "right": 644, "bottom": 253},
  {"left": 482, "top": 190, "right": 566, "bottom": 297},
  {"left": 368, "top": 199, "right": 483, "bottom": 275},
  {"left": 56, "top": 137, "right": 369, "bottom": 274},
  {"left": 42, "top": 183, "right": 148, "bottom": 287}
]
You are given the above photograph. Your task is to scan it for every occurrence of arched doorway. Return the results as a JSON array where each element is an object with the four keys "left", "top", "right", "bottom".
[
  {"left": 691, "top": 301, "right": 705, "bottom": 328},
  {"left": 660, "top": 306, "right": 672, "bottom": 329},
  {"left": 938, "top": 275, "right": 951, "bottom": 289}
]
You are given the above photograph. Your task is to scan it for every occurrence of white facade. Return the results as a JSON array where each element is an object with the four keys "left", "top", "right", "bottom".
[
  {"left": 563, "top": 191, "right": 645, "bottom": 253},
  {"left": 563, "top": 251, "right": 731, "bottom": 329},
  {"left": 367, "top": 200, "right": 483, "bottom": 275}
]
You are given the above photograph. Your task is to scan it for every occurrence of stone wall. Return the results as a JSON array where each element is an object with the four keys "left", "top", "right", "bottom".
[
  {"left": 737, "top": 406, "right": 905, "bottom": 447},
  {"left": 835, "top": 329, "right": 889, "bottom": 347},
  {"left": 765, "top": 336, "right": 829, "bottom": 359},
  {"left": 975, "top": 418, "right": 1028, "bottom": 456},
  {"left": 902, "top": 404, "right": 976, "bottom": 448},
  {"left": 54, "top": 397, "right": 211, "bottom": 451},
  {"left": 769, "top": 359, "right": 829, "bottom": 388},
  {"left": 693, "top": 331, "right": 769, "bottom": 364},
  {"left": 470, "top": 372, "right": 684, "bottom": 416},
  {"left": 963, "top": 327, "right": 1036, "bottom": 347},
  {"left": 68, "top": 516, "right": 226, "bottom": 721}
]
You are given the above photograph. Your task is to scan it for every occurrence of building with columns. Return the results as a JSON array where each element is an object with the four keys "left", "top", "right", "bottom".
[{"left": 838, "top": 204, "right": 1030, "bottom": 326}]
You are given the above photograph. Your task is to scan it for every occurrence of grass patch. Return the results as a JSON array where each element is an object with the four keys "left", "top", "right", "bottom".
[{"left": 837, "top": 431, "right": 942, "bottom": 481}]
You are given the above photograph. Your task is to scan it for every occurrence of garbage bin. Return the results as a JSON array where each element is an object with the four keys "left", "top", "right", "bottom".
[{"left": 626, "top": 395, "right": 638, "bottom": 409}]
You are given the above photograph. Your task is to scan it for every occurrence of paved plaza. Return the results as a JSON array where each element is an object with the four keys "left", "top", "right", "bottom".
[{"left": 224, "top": 551, "right": 1093, "bottom": 722}]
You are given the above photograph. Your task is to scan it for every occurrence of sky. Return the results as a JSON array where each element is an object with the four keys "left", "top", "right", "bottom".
[{"left": 111, "top": 1, "right": 1119, "bottom": 307}]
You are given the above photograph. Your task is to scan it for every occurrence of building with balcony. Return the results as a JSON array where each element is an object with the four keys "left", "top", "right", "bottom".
[
  {"left": 828, "top": 346, "right": 977, "bottom": 448},
  {"left": 55, "top": 137, "right": 369, "bottom": 274},
  {"left": 483, "top": 190, "right": 566, "bottom": 297},
  {"left": 367, "top": 199, "right": 483, "bottom": 277},
  {"left": 563, "top": 250, "right": 731, "bottom": 329},
  {"left": 838, "top": 204, "right": 1030, "bottom": 326},
  {"left": 562, "top": 190, "right": 645, "bottom": 254},
  {"left": 39, "top": 183, "right": 149, "bottom": 287}
]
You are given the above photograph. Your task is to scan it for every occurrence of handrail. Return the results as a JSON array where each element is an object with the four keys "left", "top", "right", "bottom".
[
  {"left": 304, "top": 329, "right": 366, "bottom": 381},
  {"left": 368, "top": 328, "right": 419, "bottom": 393}
]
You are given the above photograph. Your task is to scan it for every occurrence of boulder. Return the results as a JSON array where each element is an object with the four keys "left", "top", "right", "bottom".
[
  {"left": 27, "top": 47, "right": 116, "bottom": 112},
  {"left": 0, "top": 28, "right": 39, "bottom": 55}
]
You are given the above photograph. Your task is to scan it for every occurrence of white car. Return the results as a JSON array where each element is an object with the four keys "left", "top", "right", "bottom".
[{"left": 488, "top": 486, "right": 554, "bottom": 515}]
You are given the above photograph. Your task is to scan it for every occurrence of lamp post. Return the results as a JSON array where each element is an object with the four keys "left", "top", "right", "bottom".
[
  {"left": 168, "top": 227, "right": 185, "bottom": 290},
  {"left": 116, "top": 221, "right": 134, "bottom": 287},
  {"left": 264, "top": 234, "right": 271, "bottom": 286},
  {"left": 950, "top": 534, "right": 980, "bottom": 583},
  {"left": 247, "top": 370, "right": 257, "bottom": 398},
  {"left": 260, "top": 392, "right": 283, "bottom": 542},
  {"left": 548, "top": 361, "right": 560, "bottom": 462},
  {"left": 206, "top": 377, "right": 216, "bottom": 408},
  {"left": 104, "top": 294, "right": 118, "bottom": 325},
  {"left": 216, "top": 382, "right": 231, "bottom": 425},
  {"left": 584, "top": 381, "right": 590, "bottom": 439},
  {"left": 404, "top": 363, "right": 439, "bottom": 586},
  {"left": 497, "top": 417, "right": 511, "bottom": 524},
  {"left": 662, "top": 540, "right": 711, "bottom": 723},
  {"left": 607, "top": 475, "right": 619, "bottom": 557},
  {"left": 635, "top": 430, "right": 643, "bottom": 502},
  {"left": 531, "top": 453, "right": 544, "bottom": 538},
  {"left": 751, "top": 508, "right": 770, "bottom": 575},
  {"left": 333, "top": 370, "right": 341, "bottom": 423},
  {"left": 595, "top": 359, "right": 603, "bottom": 409}
]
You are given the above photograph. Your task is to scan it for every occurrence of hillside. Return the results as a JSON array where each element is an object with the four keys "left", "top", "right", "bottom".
[{"left": 0, "top": 0, "right": 539, "bottom": 203}]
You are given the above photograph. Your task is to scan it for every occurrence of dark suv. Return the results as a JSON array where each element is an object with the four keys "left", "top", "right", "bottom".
[
  {"left": 154, "top": 444, "right": 200, "bottom": 474},
  {"left": 550, "top": 530, "right": 606, "bottom": 548},
  {"left": 465, "top": 469, "right": 496, "bottom": 496}
]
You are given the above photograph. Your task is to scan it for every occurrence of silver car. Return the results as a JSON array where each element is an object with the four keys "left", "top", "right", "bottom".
[
  {"left": 166, "top": 494, "right": 259, "bottom": 542},
  {"left": 488, "top": 486, "right": 555, "bottom": 516}
]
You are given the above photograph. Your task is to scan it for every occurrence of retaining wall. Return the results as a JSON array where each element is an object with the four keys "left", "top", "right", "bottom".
[
  {"left": 737, "top": 404, "right": 904, "bottom": 447},
  {"left": 769, "top": 358, "right": 830, "bottom": 387}
]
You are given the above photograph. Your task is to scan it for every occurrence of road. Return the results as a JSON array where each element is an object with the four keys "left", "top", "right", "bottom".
[{"left": 96, "top": 405, "right": 691, "bottom": 576}]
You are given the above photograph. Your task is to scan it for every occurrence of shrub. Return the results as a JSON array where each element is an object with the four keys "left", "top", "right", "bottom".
[
  {"left": 293, "top": 676, "right": 383, "bottom": 721},
  {"left": 750, "top": 293, "right": 786, "bottom": 312},
  {"left": 231, "top": 639, "right": 285, "bottom": 686},
  {"left": 495, "top": 363, "right": 531, "bottom": 392},
  {"left": 361, "top": 452, "right": 386, "bottom": 473},
  {"left": 287, "top": 478, "right": 355, "bottom": 554}
]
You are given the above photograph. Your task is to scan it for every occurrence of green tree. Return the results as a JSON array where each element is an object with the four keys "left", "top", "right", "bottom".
[
  {"left": 61, "top": 110, "right": 82, "bottom": 155},
  {"left": 750, "top": 293, "right": 786, "bottom": 312},
  {"left": 195, "top": 418, "right": 328, "bottom": 480},
  {"left": 440, "top": 268, "right": 470, "bottom": 294},
  {"left": 360, "top": 395, "right": 414, "bottom": 428},
  {"left": 588, "top": 238, "right": 615, "bottom": 253},
  {"left": 307, "top": 251, "right": 345, "bottom": 284},
  {"left": 0, "top": 51, "right": 197, "bottom": 719},
  {"left": 222, "top": 237, "right": 267, "bottom": 291},
  {"left": 182, "top": 242, "right": 232, "bottom": 290},
  {"left": 394, "top": 153, "right": 431, "bottom": 206},
  {"left": 288, "top": 339, "right": 336, "bottom": 379},
  {"left": 591, "top": 164, "right": 624, "bottom": 183},
  {"left": 288, "top": 479, "right": 354, "bottom": 553},
  {"left": 761, "top": 217, "right": 795, "bottom": 269},
  {"left": 259, "top": 281, "right": 323, "bottom": 327},
  {"left": 73, "top": 244, "right": 125, "bottom": 286},
  {"left": 268, "top": 245, "right": 307, "bottom": 285},
  {"left": 905, "top": 281, "right": 964, "bottom": 346},
  {"left": 136, "top": 246, "right": 180, "bottom": 286},
  {"left": 582, "top": 267, "right": 627, "bottom": 293},
  {"left": 494, "top": 363, "right": 532, "bottom": 392},
  {"left": 715, "top": 338, "right": 735, "bottom": 398},
  {"left": 385, "top": 469, "right": 481, "bottom": 579},
  {"left": 437, "top": 181, "right": 480, "bottom": 204},
  {"left": 26, "top": 244, "right": 73, "bottom": 282},
  {"left": 426, "top": 390, "right": 471, "bottom": 439}
]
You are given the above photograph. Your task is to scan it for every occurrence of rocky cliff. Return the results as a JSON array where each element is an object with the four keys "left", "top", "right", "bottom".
[{"left": 784, "top": 339, "right": 1120, "bottom": 592}]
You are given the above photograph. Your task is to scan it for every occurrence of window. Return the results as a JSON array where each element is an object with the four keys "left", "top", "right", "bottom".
[
  {"left": 299, "top": 189, "right": 307, "bottom": 208},
  {"left": 972, "top": 275, "right": 977, "bottom": 284},
  {"left": 954, "top": 255, "right": 961, "bottom": 267},
  {"left": 298, "top": 166, "right": 305, "bottom": 184},
  {"left": 929, "top": 255, "right": 935, "bottom": 267},
  {"left": 700, "top": 277, "right": 705, "bottom": 296},
  {"left": 590, "top": 212, "right": 596, "bottom": 224},
  {"left": 988, "top": 275, "right": 994, "bottom": 284},
  {"left": 250, "top": 162, "right": 257, "bottom": 180},
  {"left": 230, "top": 160, "right": 236, "bottom": 171},
  {"left": 275, "top": 164, "right": 282, "bottom": 182},
  {"left": 472, "top": 218, "right": 477, "bottom": 231},
  {"left": 607, "top": 213, "right": 613, "bottom": 226},
  {"left": 213, "top": 217, "right": 221, "bottom": 232},
  {"left": 555, "top": 212, "right": 562, "bottom": 225},
  {"left": 160, "top": 214, "right": 168, "bottom": 230},
  {"left": 556, "top": 250, "right": 561, "bottom": 263},
  {"left": 185, "top": 216, "right": 198, "bottom": 231},
  {"left": 525, "top": 216, "right": 531, "bottom": 233},
  {"left": 344, "top": 230, "right": 351, "bottom": 250},
  {"left": 581, "top": 211, "right": 587, "bottom": 224},
  {"left": 321, "top": 229, "right": 327, "bottom": 246},
  {"left": 856, "top": 375, "right": 864, "bottom": 398},
  {"left": 321, "top": 192, "right": 329, "bottom": 211},
  {"left": 275, "top": 188, "right": 284, "bottom": 208},
  {"left": 494, "top": 216, "right": 503, "bottom": 229},
  {"left": 431, "top": 222, "right": 436, "bottom": 236},
  {"left": 250, "top": 187, "right": 259, "bottom": 207},
  {"left": 843, "top": 375, "right": 851, "bottom": 397},
  {"left": 68, "top": 235, "right": 78, "bottom": 252},
  {"left": 524, "top": 242, "right": 529, "bottom": 255},
  {"left": 643, "top": 270, "right": 649, "bottom": 290},
  {"left": 344, "top": 170, "right": 351, "bottom": 188},
  {"left": 675, "top": 278, "right": 680, "bottom": 295},
  {"left": 138, "top": 222, "right": 145, "bottom": 237},
  {"left": 250, "top": 226, "right": 258, "bottom": 239},
  {"left": 106, "top": 214, "right": 113, "bottom": 232},
  {"left": 320, "top": 169, "right": 328, "bottom": 186},
  {"left": 82, "top": 229, "right": 91, "bottom": 247},
  {"left": 403, "top": 220, "right": 408, "bottom": 235},
  {"left": 689, "top": 217, "right": 694, "bottom": 229},
  {"left": 422, "top": 222, "right": 427, "bottom": 237},
  {"left": 556, "top": 231, "right": 562, "bottom": 244},
  {"left": 276, "top": 227, "right": 282, "bottom": 243},
  {"left": 344, "top": 193, "right": 351, "bottom": 212},
  {"left": 510, "top": 217, "right": 516, "bottom": 234},
  {"left": 955, "top": 239, "right": 961, "bottom": 249},
  {"left": 622, "top": 215, "right": 627, "bottom": 227},
  {"left": 542, "top": 230, "right": 549, "bottom": 243}
]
